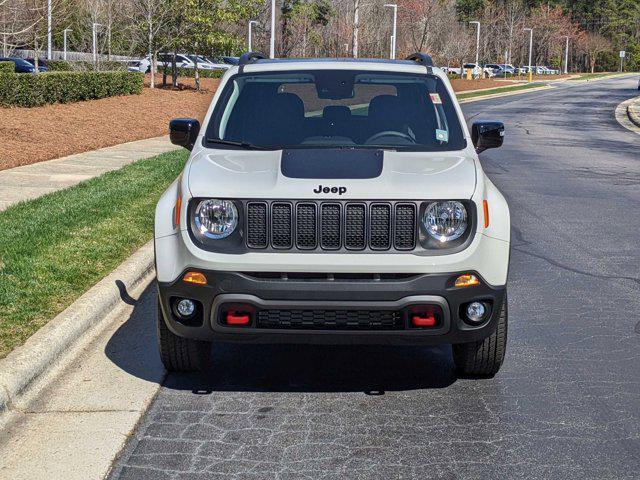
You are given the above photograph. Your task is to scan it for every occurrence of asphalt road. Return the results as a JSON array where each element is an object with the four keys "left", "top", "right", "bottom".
[{"left": 109, "top": 76, "right": 640, "bottom": 479}]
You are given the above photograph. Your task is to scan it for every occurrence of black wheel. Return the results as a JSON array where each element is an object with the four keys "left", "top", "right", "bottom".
[
  {"left": 452, "top": 296, "right": 508, "bottom": 377},
  {"left": 157, "top": 299, "right": 212, "bottom": 372}
]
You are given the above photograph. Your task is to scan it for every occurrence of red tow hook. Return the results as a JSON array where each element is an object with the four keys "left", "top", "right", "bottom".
[
  {"left": 411, "top": 314, "right": 437, "bottom": 327},
  {"left": 226, "top": 311, "right": 251, "bottom": 326}
]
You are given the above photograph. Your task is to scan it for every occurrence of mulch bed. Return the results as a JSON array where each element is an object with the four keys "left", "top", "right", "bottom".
[{"left": 0, "top": 77, "right": 219, "bottom": 170}]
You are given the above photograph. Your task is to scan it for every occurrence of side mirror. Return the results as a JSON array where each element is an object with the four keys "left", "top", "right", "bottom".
[
  {"left": 471, "top": 121, "right": 504, "bottom": 153},
  {"left": 169, "top": 118, "right": 200, "bottom": 150}
]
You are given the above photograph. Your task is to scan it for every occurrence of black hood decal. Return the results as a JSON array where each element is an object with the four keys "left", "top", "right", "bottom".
[{"left": 281, "top": 149, "right": 383, "bottom": 179}]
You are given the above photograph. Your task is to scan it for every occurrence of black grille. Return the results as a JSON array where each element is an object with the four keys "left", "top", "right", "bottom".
[
  {"left": 271, "top": 203, "right": 292, "bottom": 248},
  {"left": 370, "top": 204, "right": 391, "bottom": 250},
  {"left": 256, "top": 309, "right": 403, "bottom": 330},
  {"left": 296, "top": 203, "right": 317, "bottom": 249},
  {"left": 246, "top": 201, "right": 418, "bottom": 252},
  {"left": 394, "top": 204, "right": 416, "bottom": 250},
  {"left": 246, "top": 203, "right": 267, "bottom": 248}
]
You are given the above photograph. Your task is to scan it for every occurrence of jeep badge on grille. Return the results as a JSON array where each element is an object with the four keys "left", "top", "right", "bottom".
[{"left": 314, "top": 185, "right": 347, "bottom": 195}]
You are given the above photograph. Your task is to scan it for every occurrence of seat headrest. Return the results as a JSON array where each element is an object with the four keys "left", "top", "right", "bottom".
[
  {"left": 368, "top": 95, "right": 402, "bottom": 119},
  {"left": 322, "top": 105, "right": 351, "bottom": 122}
]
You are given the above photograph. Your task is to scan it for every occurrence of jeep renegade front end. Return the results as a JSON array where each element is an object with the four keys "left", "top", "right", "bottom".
[{"left": 155, "top": 53, "right": 510, "bottom": 376}]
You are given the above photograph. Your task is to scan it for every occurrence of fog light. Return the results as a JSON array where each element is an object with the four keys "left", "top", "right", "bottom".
[
  {"left": 176, "top": 299, "right": 196, "bottom": 318},
  {"left": 455, "top": 274, "right": 479, "bottom": 288},
  {"left": 466, "top": 302, "right": 486, "bottom": 323}
]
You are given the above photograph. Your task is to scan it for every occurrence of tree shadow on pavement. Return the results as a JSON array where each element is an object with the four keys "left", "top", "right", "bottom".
[{"left": 105, "top": 282, "right": 457, "bottom": 394}]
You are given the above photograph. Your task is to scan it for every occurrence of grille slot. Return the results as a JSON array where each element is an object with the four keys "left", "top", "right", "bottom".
[
  {"left": 345, "top": 204, "right": 366, "bottom": 250},
  {"left": 271, "top": 203, "right": 292, "bottom": 249},
  {"left": 320, "top": 203, "right": 341, "bottom": 250},
  {"left": 296, "top": 203, "right": 317, "bottom": 249},
  {"left": 394, "top": 204, "right": 416, "bottom": 250},
  {"left": 369, "top": 203, "right": 392, "bottom": 250},
  {"left": 256, "top": 309, "right": 403, "bottom": 330},
  {"left": 246, "top": 202, "right": 267, "bottom": 248}
]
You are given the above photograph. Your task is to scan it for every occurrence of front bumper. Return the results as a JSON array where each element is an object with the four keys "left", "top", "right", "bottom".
[{"left": 158, "top": 270, "right": 506, "bottom": 346}]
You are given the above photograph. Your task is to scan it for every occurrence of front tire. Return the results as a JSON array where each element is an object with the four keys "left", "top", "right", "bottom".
[
  {"left": 157, "top": 299, "right": 212, "bottom": 372},
  {"left": 452, "top": 296, "right": 508, "bottom": 377}
]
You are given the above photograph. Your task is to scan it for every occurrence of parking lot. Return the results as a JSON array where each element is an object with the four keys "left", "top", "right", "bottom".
[{"left": 101, "top": 76, "right": 640, "bottom": 479}]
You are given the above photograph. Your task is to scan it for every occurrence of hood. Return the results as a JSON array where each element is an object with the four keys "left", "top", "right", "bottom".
[{"left": 187, "top": 148, "right": 477, "bottom": 200}]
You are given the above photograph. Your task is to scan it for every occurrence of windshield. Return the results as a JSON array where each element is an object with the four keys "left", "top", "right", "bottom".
[{"left": 205, "top": 69, "right": 466, "bottom": 151}]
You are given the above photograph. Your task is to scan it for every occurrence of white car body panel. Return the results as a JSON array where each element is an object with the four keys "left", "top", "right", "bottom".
[{"left": 155, "top": 59, "right": 511, "bottom": 287}]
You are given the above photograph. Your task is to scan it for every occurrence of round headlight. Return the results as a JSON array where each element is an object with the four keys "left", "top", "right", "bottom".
[
  {"left": 195, "top": 199, "right": 238, "bottom": 239},
  {"left": 423, "top": 201, "right": 468, "bottom": 242}
]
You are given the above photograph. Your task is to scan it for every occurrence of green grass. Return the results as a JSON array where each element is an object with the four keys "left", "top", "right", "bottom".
[
  {"left": 457, "top": 82, "right": 544, "bottom": 100},
  {"left": 567, "top": 72, "right": 625, "bottom": 81},
  {"left": 0, "top": 149, "right": 187, "bottom": 358}
]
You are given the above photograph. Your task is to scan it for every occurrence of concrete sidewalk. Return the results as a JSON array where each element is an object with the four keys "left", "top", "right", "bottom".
[{"left": 0, "top": 136, "right": 178, "bottom": 212}]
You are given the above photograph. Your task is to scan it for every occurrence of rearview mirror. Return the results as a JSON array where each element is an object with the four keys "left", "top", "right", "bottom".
[
  {"left": 471, "top": 121, "right": 504, "bottom": 153},
  {"left": 169, "top": 118, "right": 200, "bottom": 150}
]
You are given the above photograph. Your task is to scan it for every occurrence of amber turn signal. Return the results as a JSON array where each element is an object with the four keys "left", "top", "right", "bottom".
[
  {"left": 454, "top": 274, "right": 479, "bottom": 288},
  {"left": 483, "top": 200, "right": 489, "bottom": 228},
  {"left": 183, "top": 271, "right": 207, "bottom": 285}
]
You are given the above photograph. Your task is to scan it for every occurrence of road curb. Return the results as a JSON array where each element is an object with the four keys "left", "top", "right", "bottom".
[
  {"left": 459, "top": 84, "right": 552, "bottom": 103},
  {"left": 0, "top": 241, "right": 155, "bottom": 415},
  {"left": 614, "top": 95, "right": 640, "bottom": 135},
  {"left": 627, "top": 102, "right": 640, "bottom": 128}
]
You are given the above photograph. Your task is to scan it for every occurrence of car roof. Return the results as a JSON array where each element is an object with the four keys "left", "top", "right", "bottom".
[{"left": 234, "top": 57, "right": 443, "bottom": 77}]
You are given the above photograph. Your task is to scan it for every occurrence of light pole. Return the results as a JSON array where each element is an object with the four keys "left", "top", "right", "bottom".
[
  {"left": 524, "top": 27, "right": 533, "bottom": 82},
  {"left": 92, "top": 23, "right": 102, "bottom": 65},
  {"left": 269, "top": 0, "right": 275, "bottom": 58},
  {"left": 63, "top": 28, "right": 72, "bottom": 61},
  {"left": 563, "top": 36, "right": 569, "bottom": 74},
  {"left": 47, "top": 0, "right": 52, "bottom": 59},
  {"left": 469, "top": 21, "right": 480, "bottom": 69},
  {"left": 248, "top": 20, "right": 258, "bottom": 51},
  {"left": 384, "top": 4, "right": 397, "bottom": 60}
]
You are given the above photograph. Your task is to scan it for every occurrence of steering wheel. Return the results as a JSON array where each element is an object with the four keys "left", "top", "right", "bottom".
[{"left": 365, "top": 131, "right": 416, "bottom": 145}]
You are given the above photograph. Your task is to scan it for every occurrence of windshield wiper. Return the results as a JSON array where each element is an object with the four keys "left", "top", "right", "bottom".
[{"left": 205, "top": 138, "right": 270, "bottom": 150}]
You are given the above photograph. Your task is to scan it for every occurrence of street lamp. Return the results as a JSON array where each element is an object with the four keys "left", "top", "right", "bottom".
[
  {"left": 47, "top": 0, "right": 52, "bottom": 59},
  {"left": 469, "top": 21, "right": 480, "bottom": 68},
  {"left": 92, "top": 23, "right": 102, "bottom": 65},
  {"left": 248, "top": 20, "right": 258, "bottom": 51},
  {"left": 383, "top": 4, "right": 398, "bottom": 60},
  {"left": 524, "top": 27, "right": 533, "bottom": 82},
  {"left": 269, "top": 0, "right": 275, "bottom": 58},
  {"left": 563, "top": 36, "right": 569, "bottom": 74},
  {"left": 63, "top": 28, "right": 72, "bottom": 61}
]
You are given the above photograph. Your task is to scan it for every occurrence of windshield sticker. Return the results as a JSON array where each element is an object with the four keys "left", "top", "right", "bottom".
[
  {"left": 430, "top": 93, "right": 442, "bottom": 104},
  {"left": 435, "top": 129, "right": 449, "bottom": 142}
]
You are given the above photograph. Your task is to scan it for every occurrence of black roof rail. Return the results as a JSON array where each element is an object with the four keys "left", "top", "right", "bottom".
[
  {"left": 238, "top": 51, "right": 267, "bottom": 70},
  {"left": 406, "top": 52, "right": 434, "bottom": 67}
]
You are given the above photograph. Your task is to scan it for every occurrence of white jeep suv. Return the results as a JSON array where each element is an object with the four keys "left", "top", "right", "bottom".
[{"left": 155, "top": 52, "right": 510, "bottom": 377}]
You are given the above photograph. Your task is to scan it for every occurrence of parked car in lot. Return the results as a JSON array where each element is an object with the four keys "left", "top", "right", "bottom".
[
  {"left": 156, "top": 52, "right": 511, "bottom": 377},
  {"left": 0, "top": 57, "right": 46, "bottom": 73},
  {"left": 462, "top": 63, "right": 495, "bottom": 78},
  {"left": 24, "top": 58, "right": 49, "bottom": 72},
  {"left": 486, "top": 64, "right": 516, "bottom": 76},
  {"left": 127, "top": 59, "right": 149, "bottom": 73},
  {"left": 127, "top": 53, "right": 231, "bottom": 74}
]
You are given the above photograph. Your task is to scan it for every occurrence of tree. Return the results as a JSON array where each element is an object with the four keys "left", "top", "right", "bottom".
[{"left": 582, "top": 32, "right": 611, "bottom": 72}]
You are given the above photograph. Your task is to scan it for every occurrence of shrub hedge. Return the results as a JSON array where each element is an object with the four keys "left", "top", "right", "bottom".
[
  {"left": 47, "top": 60, "right": 127, "bottom": 72},
  {"left": 0, "top": 71, "right": 143, "bottom": 107},
  {"left": 0, "top": 61, "right": 14, "bottom": 74},
  {"left": 46, "top": 60, "right": 73, "bottom": 71}
]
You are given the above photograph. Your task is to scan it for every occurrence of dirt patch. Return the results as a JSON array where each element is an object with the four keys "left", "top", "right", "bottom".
[
  {"left": 0, "top": 77, "right": 218, "bottom": 170},
  {"left": 450, "top": 78, "right": 511, "bottom": 92}
]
